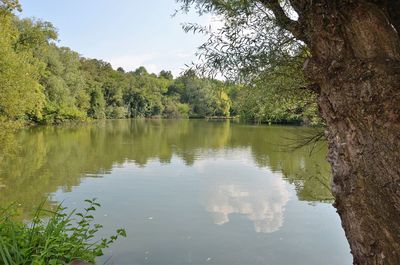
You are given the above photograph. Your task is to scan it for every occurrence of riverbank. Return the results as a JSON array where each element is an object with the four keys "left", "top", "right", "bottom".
[{"left": 0, "top": 115, "right": 324, "bottom": 132}]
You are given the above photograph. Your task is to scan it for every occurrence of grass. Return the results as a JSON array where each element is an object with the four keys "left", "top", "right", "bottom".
[{"left": 0, "top": 199, "right": 126, "bottom": 265}]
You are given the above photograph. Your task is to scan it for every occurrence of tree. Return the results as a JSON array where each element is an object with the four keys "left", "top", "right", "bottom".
[
  {"left": 1, "top": 2, "right": 238, "bottom": 124},
  {"left": 0, "top": 8, "right": 44, "bottom": 122},
  {"left": 0, "top": 0, "right": 21, "bottom": 12},
  {"left": 179, "top": 0, "right": 400, "bottom": 264},
  {"left": 88, "top": 86, "right": 106, "bottom": 119},
  {"left": 159, "top": 70, "right": 174, "bottom": 80},
  {"left": 237, "top": 56, "right": 320, "bottom": 124},
  {"left": 133, "top": 66, "right": 148, "bottom": 76}
]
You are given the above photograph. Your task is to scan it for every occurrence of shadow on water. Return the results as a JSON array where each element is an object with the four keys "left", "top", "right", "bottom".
[{"left": 0, "top": 119, "right": 332, "bottom": 216}]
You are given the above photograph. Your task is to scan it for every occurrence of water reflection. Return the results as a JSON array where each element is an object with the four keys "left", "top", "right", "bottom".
[
  {"left": 0, "top": 119, "right": 351, "bottom": 265},
  {"left": 0, "top": 119, "right": 331, "bottom": 215},
  {"left": 204, "top": 165, "right": 290, "bottom": 233}
]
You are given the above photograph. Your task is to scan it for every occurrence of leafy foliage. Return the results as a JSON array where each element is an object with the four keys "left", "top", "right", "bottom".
[
  {"left": 0, "top": 8, "right": 235, "bottom": 124},
  {"left": 0, "top": 199, "right": 126, "bottom": 264},
  {"left": 0, "top": 0, "right": 21, "bottom": 12},
  {"left": 0, "top": 1, "right": 320, "bottom": 125},
  {"left": 236, "top": 55, "right": 321, "bottom": 124},
  {"left": 178, "top": 0, "right": 321, "bottom": 124},
  {"left": 179, "top": 0, "right": 302, "bottom": 79},
  {"left": 0, "top": 10, "right": 44, "bottom": 121}
]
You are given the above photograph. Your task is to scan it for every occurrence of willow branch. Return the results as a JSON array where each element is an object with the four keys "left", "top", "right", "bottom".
[{"left": 258, "top": 0, "right": 305, "bottom": 41}]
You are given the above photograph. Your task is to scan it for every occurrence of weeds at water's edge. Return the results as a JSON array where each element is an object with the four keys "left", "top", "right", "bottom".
[{"left": 0, "top": 199, "right": 126, "bottom": 265}]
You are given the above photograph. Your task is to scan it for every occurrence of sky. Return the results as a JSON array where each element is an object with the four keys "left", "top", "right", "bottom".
[{"left": 18, "top": 0, "right": 212, "bottom": 77}]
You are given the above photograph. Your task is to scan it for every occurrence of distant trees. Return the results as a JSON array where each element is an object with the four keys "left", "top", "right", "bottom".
[
  {"left": 0, "top": 2, "right": 319, "bottom": 126},
  {"left": 170, "top": 73, "right": 231, "bottom": 118},
  {"left": 0, "top": 7, "right": 235, "bottom": 124},
  {"left": 0, "top": 7, "right": 44, "bottom": 122},
  {"left": 236, "top": 58, "right": 320, "bottom": 125}
]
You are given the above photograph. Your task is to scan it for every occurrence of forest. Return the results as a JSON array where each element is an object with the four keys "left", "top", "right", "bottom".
[{"left": 0, "top": 4, "right": 319, "bottom": 126}]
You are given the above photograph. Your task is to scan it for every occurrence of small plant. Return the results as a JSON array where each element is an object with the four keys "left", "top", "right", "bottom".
[{"left": 0, "top": 199, "right": 126, "bottom": 265}]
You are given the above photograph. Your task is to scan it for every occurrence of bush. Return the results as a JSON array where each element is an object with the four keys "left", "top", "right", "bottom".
[
  {"left": 162, "top": 97, "right": 189, "bottom": 118},
  {"left": 0, "top": 199, "right": 126, "bottom": 265},
  {"left": 105, "top": 106, "right": 127, "bottom": 119},
  {"left": 177, "top": 103, "right": 190, "bottom": 118}
]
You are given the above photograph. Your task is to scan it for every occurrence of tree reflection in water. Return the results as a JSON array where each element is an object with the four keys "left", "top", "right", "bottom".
[{"left": 0, "top": 119, "right": 332, "bottom": 218}]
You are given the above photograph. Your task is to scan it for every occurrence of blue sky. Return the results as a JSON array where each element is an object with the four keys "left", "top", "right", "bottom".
[{"left": 18, "top": 0, "right": 212, "bottom": 77}]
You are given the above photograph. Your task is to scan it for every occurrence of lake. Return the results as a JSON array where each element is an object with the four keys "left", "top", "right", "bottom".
[{"left": 0, "top": 119, "right": 351, "bottom": 265}]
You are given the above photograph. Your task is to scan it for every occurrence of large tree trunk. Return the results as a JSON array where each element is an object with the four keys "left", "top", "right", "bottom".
[
  {"left": 297, "top": 1, "right": 400, "bottom": 264},
  {"left": 319, "top": 58, "right": 400, "bottom": 265}
]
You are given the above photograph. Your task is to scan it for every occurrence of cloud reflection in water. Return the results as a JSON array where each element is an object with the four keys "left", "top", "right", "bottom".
[{"left": 199, "top": 151, "right": 291, "bottom": 233}]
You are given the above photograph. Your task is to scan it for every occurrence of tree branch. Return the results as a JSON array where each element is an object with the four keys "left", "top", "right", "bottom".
[
  {"left": 258, "top": 0, "right": 305, "bottom": 41},
  {"left": 387, "top": 0, "right": 400, "bottom": 36}
]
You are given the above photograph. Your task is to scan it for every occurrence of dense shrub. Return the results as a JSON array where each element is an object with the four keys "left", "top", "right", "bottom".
[{"left": 0, "top": 199, "right": 126, "bottom": 265}]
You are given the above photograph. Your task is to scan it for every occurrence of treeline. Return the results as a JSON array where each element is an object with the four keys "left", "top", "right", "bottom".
[
  {"left": 234, "top": 57, "right": 321, "bottom": 125},
  {"left": 0, "top": 3, "right": 319, "bottom": 125},
  {"left": 0, "top": 8, "right": 235, "bottom": 124}
]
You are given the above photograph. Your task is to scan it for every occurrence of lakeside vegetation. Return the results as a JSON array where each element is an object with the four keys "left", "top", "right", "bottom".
[
  {"left": 0, "top": 199, "right": 126, "bottom": 265},
  {"left": 0, "top": 2, "right": 320, "bottom": 127}
]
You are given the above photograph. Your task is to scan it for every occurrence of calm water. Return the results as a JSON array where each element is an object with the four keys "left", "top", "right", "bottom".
[{"left": 0, "top": 119, "right": 351, "bottom": 265}]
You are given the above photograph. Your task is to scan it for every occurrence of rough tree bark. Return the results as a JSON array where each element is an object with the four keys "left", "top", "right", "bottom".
[{"left": 263, "top": 0, "right": 400, "bottom": 264}]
